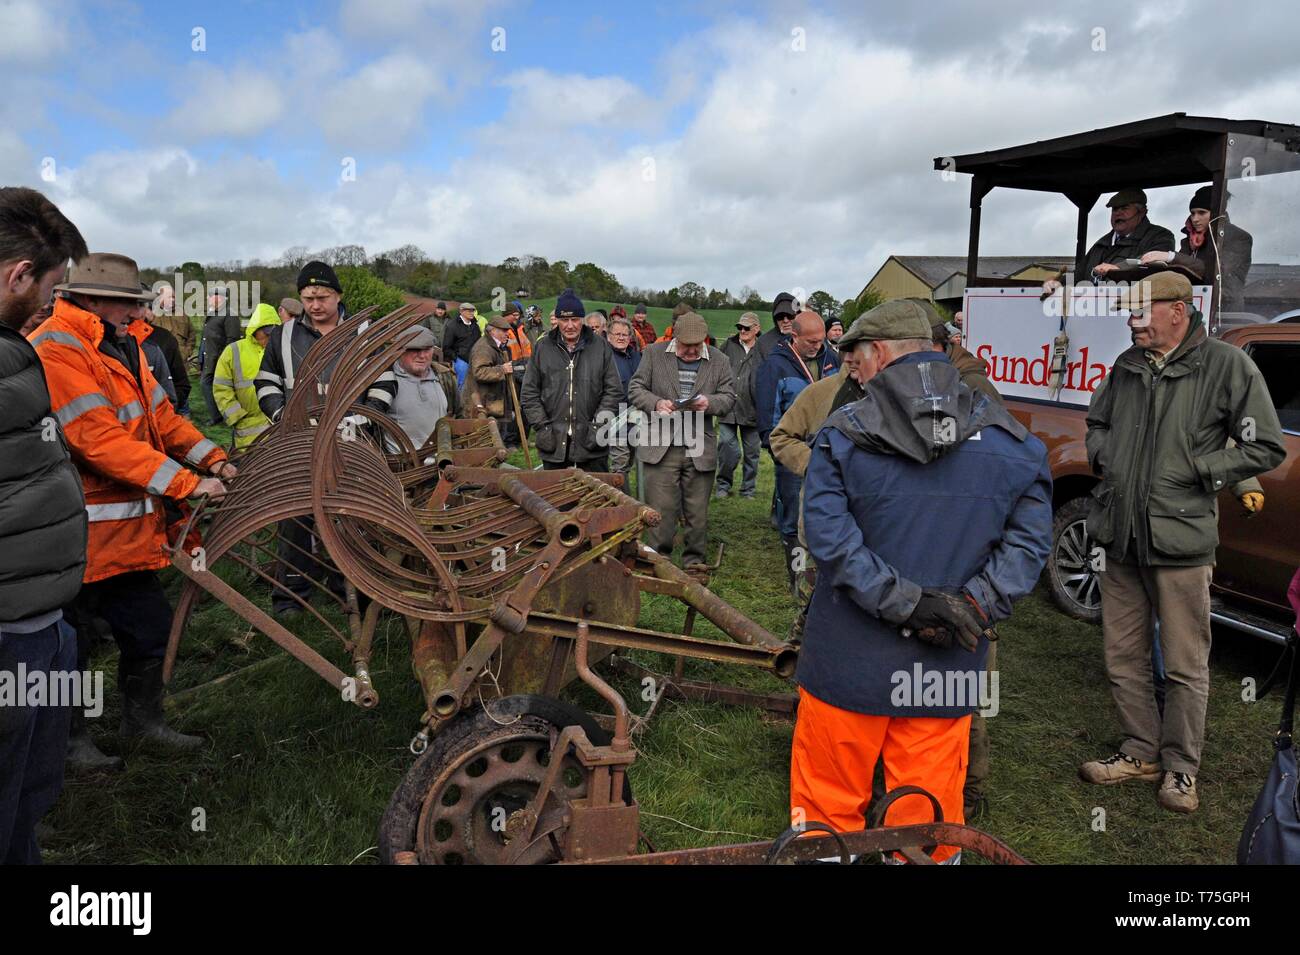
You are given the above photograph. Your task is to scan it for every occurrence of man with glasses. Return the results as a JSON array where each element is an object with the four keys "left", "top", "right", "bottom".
[
  {"left": 1079, "top": 272, "right": 1284, "bottom": 813},
  {"left": 716, "top": 312, "right": 761, "bottom": 498}
]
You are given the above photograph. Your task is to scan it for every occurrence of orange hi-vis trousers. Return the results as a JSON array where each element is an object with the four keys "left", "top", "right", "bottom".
[{"left": 790, "top": 688, "right": 971, "bottom": 863}]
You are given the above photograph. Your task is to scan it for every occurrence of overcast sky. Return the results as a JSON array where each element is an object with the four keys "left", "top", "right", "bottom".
[{"left": 5, "top": 0, "right": 1299, "bottom": 300}]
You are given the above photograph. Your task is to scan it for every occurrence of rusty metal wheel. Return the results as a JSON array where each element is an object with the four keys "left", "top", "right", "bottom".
[{"left": 379, "top": 695, "right": 628, "bottom": 865}]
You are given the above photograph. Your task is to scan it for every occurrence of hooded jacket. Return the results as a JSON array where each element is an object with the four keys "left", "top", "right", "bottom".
[
  {"left": 32, "top": 298, "right": 226, "bottom": 583},
  {"left": 213, "top": 303, "right": 281, "bottom": 449},
  {"left": 1169, "top": 219, "right": 1253, "bottom": 313},
  {"left": 798, "top": 350, "right": 1052, "bottom": 717},
  {"left": 520, "top": 325, "right": 623, "bottom": 465},
  {"left": 754, "top": 340, "right": 841, "bottom": 446},
  {"left": 1085, "top": 311, "right": 1284, "bottom": 567},
  {"left": 0, "top": 323, "right": 87, "bottom": 622}
]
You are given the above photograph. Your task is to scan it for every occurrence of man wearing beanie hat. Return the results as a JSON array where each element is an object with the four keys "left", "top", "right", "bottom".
[
  {"left": 254, "top": 260, "right": 357, "bottom": 618},
  {"left": 628, "top": 312, "right": 735, "bottom": 570},
  {"left": 792, "top": 298, "right": 1052, "bottom": 859},
  {"left": 255, "top": 260, "right": 347, "bottom": 424},
  {"left": 1078, "top": 271, "right": 1284, "bottom": 813},
  {"left": 631, "top": 303, "right": 657, "bottom": 348},
  {"left": 1138, "top": 185, "right": 1253, "bottom": 312},
  {"left": 521, "top": 288, "right": 623, "bottom": 471}
]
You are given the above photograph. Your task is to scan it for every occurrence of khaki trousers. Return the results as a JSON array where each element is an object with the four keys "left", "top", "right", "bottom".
[
  {"left": 1099, "top": 561, "right": 1213, "bottom": 775},
  {"left": 642, "top": 445, "right": 714, "bottom": 567}
]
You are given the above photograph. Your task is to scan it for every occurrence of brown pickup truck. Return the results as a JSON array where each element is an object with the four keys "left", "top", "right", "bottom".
[{"left": 1012, "top": 322, "right": 1300, "bottom": 642}]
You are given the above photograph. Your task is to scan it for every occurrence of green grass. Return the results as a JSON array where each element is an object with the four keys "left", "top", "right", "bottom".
[{"left": 43, "top": 391, "right": 1289, "bottom": 865}]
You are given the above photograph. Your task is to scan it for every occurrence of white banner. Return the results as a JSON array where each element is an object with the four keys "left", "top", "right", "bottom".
[{"left": 962, "top": 285, "right": 1213, "bottom": 407}]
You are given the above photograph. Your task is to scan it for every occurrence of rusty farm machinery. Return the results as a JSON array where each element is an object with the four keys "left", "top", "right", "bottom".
[{"left": 163, "top": 304, "right": 1026, "bottom": 866}]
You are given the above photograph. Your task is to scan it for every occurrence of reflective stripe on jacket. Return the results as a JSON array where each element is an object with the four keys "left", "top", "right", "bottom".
[
  {"left": 31, "top": 298, "right": 227, "bottom": 583},
  {"left": 214, "top": 304, "right": 280, "bottom": 449}
]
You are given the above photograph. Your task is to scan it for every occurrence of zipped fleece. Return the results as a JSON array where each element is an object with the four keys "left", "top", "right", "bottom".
[
  {"left": 520, "top": 325, "right": 623, "bottom": 465},
  {"left": 798, "top": 351, "right": 1052, "bottom": 717},
  {"left": 1084, "top": 312, "right": 1285, "bottom": 567}
]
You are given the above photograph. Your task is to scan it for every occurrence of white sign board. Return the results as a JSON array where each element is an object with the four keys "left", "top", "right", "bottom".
[{"left": 962, "top": 285, "right": 1213, "bottom": 407}]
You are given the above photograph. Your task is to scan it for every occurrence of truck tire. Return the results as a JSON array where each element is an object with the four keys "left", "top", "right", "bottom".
[{"left": 1047, "top": 496, "right": 1103, "bottom": 624}]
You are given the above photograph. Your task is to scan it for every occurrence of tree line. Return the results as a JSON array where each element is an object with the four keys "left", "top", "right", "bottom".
[{"left": 143, "top": 245, "right": 854, "bottom": 320}]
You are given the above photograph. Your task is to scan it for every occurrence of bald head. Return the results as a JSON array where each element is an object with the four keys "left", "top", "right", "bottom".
[{"left": 790, "top": 309, "right": 825, "bottom": 358}]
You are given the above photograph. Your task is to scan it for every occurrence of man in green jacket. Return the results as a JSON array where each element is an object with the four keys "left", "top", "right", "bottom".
[{"left": 1080, "top": 272, "right": 1285, "bottom": 813}]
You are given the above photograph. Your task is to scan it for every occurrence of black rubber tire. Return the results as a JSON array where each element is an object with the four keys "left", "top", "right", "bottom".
[
  {"left": 1046, "top": 496, "right": 1103, "bottom": 624},
  {"left": 378, "top": 694, "right": 628, "bottom": 865}
]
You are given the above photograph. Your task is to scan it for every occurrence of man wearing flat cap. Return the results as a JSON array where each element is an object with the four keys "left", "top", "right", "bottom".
[
  {"left": 462, "top": 314, "right": 520, "bottom": 447},
  {"left": 628, "top": 312, "right": 736, "bottom": 571},
  {"left": 793, "top": 299, "right": 1051, "bottom": 860},
  {"left": 1079, "top": 271, "right": 1284, "bottom": 813},
  {"left": 1045, "top": 189, "right": 1175, "bottom": 292},
  {"left": 369, "top": 325, "right": 461, "bottom": 455}
]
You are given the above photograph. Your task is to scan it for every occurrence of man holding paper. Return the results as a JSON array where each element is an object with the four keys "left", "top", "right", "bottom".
[{"left": 628, "top": 312, "right": 735, "bottom": 571}]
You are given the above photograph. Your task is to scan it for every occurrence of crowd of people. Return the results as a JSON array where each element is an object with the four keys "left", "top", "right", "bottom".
[{"left": 0, "top": 183, "right": 1287, "bottom": 866}]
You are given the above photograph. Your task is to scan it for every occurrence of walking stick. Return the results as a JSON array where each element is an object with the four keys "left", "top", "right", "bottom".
[{"left": 506, "top": 370, "right": 533, "bottom": 469}]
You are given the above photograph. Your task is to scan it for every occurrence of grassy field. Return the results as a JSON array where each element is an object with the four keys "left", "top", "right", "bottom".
[{"left": 42, "top": 390, "right": 1289, "bottom": 865}]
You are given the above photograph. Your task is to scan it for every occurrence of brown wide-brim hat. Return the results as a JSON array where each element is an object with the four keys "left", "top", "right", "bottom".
[{"left": 54, "top": 252, "right": 155, "bottom": 301}]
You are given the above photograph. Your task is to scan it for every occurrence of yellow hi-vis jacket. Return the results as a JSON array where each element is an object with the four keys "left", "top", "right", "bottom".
[{"left": 212, "top": 303, "right": 281, "bottom": 449}]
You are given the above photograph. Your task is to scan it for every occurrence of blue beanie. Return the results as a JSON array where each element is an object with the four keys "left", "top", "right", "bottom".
[{"left": 556, "top": 288, "right": 585, "bottom": 318}]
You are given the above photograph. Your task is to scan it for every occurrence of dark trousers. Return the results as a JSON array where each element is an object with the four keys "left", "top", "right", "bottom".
[
  {"left": 0, "top": 618, "right": 76, "bottom": 864},
  {"left": 543, "top": 456, "right": 608, "bottom": 473},
  {"left": 67, "top": 570, "right": 172, "bottom": 667},
  {"left": 774, "top": 461, "right": 804, "bottom": 543},
  {"left": 273, "top": 517, "right": 343, "bottom": 611},
  {"left": 716, "top": 422, "right": 759, "bottom": 495}
]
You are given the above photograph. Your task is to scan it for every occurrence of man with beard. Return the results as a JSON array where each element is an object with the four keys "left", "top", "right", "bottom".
[{"left": 0, "top": 188, "right": 88, "bottom": 864}]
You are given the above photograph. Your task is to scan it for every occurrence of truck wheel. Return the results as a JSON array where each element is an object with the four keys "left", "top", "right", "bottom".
[{"left": 1047, "top": 496, "right": 1103, "bottom": 624}]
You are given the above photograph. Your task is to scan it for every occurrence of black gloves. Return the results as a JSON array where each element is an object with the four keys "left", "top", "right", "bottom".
[{"left": 901, "top": 590, "right": 990, "bottom": 653}]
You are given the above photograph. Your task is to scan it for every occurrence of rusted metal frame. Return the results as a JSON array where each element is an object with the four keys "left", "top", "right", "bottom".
[
  {"left": 578, "top": 822, "right": 1029, "bottom": 865},
  {"left": 280, "top": 305, "right": 388, "bottom": 431},
  {"left": 423, "top": 535, "right": 572, "bottom": 722},
  {"left": 606, "top": 655, "right": 798, "bottom": 716},
  {"left": 221, "top": 548, "right": 347, "bottom": 646},
  {"left": 167, "top": 552, "right": 364, "bottom": 703},
  {"left": 629, "top": 553, "right": 784, "bottom": 651},
  {"left": 520, "top": 613, "right": 798, "bottom": 676},
  {"left": 235, "top": 527, "right": 346, "bottom": 615},
  {"left": 309, "top": 312, "right": 470, "bottom": 620}
]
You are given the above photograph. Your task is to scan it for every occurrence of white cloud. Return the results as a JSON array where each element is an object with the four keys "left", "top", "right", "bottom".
[
  {"left": 0, "top": 0, "right": 70, "bottom": 63},
  {"left": 320, "top": 52, "right": 444, "bottom": 145},
  {"left": 21, "top": 6, "right": 1300, "bottom": 300},
  {"left": 167, "top": 68, "right": 287, "bottom": 139}
]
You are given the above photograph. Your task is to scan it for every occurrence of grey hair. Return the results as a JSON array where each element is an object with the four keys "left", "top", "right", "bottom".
[{"left": 609, "top": 315, "right": 632, "bottom": 334}]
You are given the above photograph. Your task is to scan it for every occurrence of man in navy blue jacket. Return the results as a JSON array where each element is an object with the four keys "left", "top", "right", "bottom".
[
  {"left": 792, "top": 300, "right": 1051, "bottom": 862},
  {"left": 753, "top": 310, "right": 840, "bottom": 594}
]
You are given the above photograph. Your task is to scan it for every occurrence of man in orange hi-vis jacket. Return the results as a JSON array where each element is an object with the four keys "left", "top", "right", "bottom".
[{"left": 32, "top": 253, "right": 234, "bottom": 764}]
